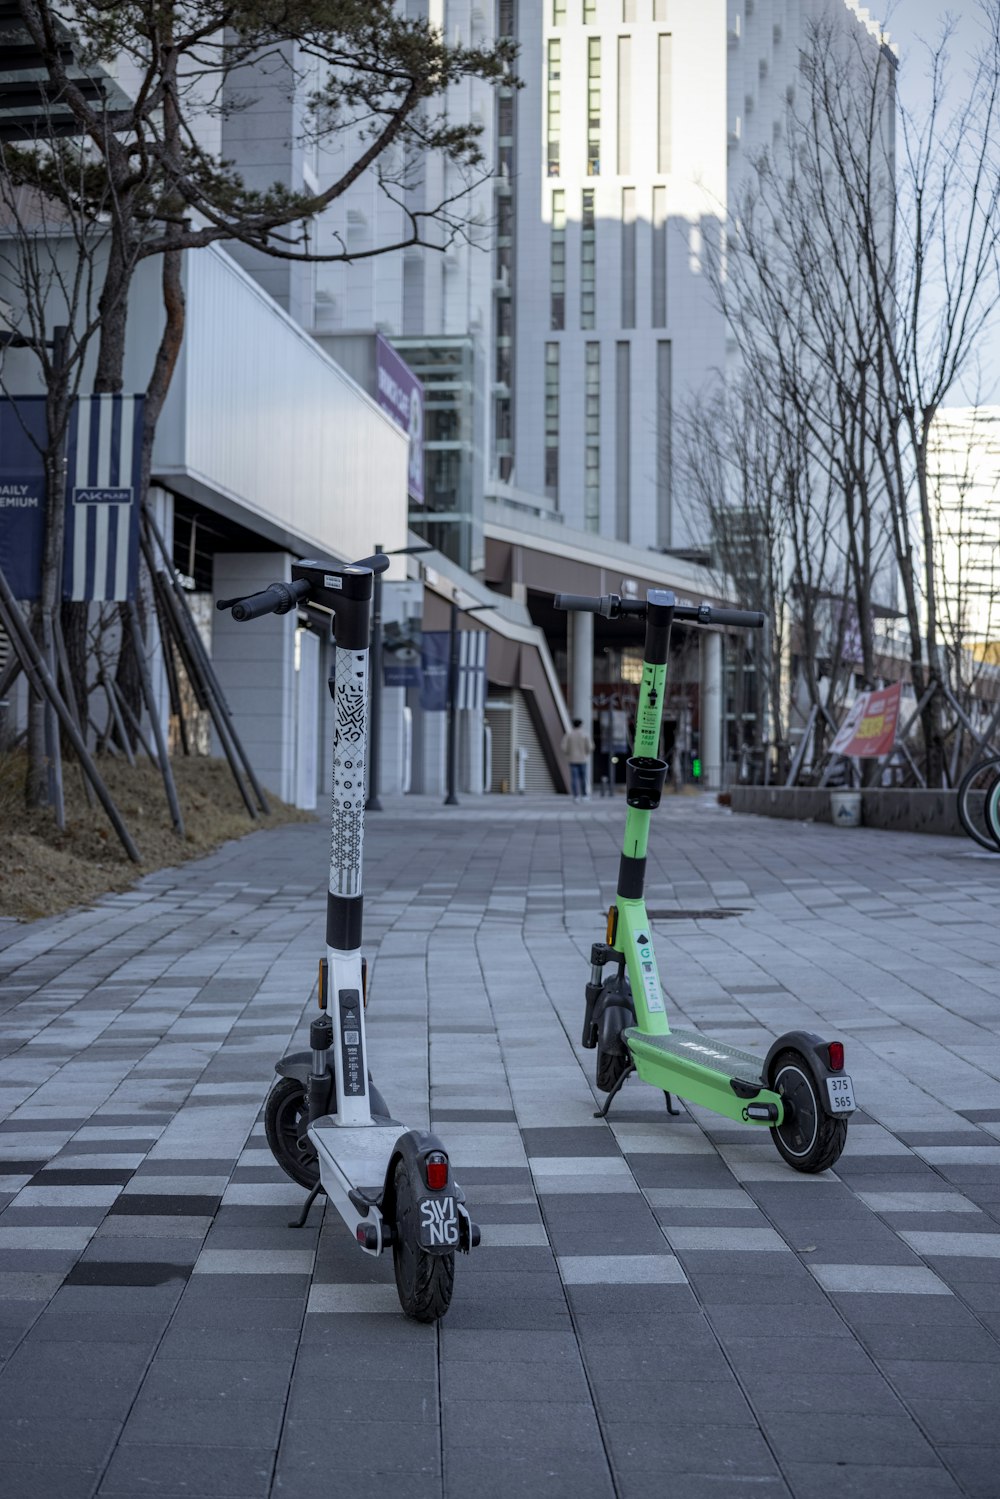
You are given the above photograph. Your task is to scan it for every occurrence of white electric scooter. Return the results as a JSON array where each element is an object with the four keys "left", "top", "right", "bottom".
[{"left": 217, "top": 554, "right": 479, "bottom": 1321}]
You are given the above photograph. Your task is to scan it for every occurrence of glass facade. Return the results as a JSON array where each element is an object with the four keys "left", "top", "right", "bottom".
[
  {"left": 587, "top": 37, "right": 601, "bottom": 176},
  {"left": 547, "top": 40, "right": 562, "bottom": 178},
  {"left": 581, "top": 188, "right": 596, "bottom": 329},
  {"left": 584, "top": 342, "right": 600, "bottom": 532},
  {"left": 396, "top": 336, "right": 484, "bottom": 574},
  {"left": 551, "top": 189, "right": 566, "bottom": 330},
  {"left": 545, "top": 343, "right": 560, "bottom": 502}
]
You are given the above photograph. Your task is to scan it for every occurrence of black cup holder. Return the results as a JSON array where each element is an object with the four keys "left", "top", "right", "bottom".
[{"left": 625, "top": 756, "right": 668, "bottom": 810}]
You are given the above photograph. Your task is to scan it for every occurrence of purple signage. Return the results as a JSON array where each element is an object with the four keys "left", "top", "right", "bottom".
[{"left": 375, "top": 335, "right": 424, "bottom": 505}]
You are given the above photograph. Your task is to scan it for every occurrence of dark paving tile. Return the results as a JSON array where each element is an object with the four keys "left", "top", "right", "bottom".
[
  {"left": 604, "top": 1418, "right": 780, "bottom": 1476},
  {"left": 780, "top": 1461, "right": 962, "bottom": 1499},
  {"left": 442, "top": 1449, "right": 614, "bottom": 1499},
  {"left": 120, "top": 1392, "right": 284, "bottom": 1449},
  {"left": 63, "top": 1261, "right": 191, "bottom": 1288},
  {"left": 99, "top": 1442, "right": 275, "bottom": 1497},
  {"left": 762, "top": 1411, "right": 940, "bottom": 1468},
  {"left": 0, "top": 1461, "right": 101, "bottom": 1499}
]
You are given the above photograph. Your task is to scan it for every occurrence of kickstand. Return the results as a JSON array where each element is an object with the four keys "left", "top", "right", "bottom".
[
  {"left": 289, "top": 1182, "right": 325, "bottom": 1229},
  {"left": 664, "top": 1091, "right": 682, "bottom": 1116},
  {"left": 594, "top": 1062, "right": 635, "bottom": 1119}
]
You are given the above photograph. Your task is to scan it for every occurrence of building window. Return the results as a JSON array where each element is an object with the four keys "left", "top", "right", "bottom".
[
  {"left": 545, "top": 344, "right": 560, "bottom": 501},
  {"left": 585, "top": 342, "right": 600, "bottom": 532},
  {"left": 652, "top": 184, "right": 666, "bottom": 327},
  {"left": 584, "top": 0, "right": 597, "bottom": 20},
  {"left": 587, "top": 37, "right": 601, "bottom": 176},
  {"left": 622, "top": 0, "right": 636, "bottom": 17},
  {"left": 616, "top": 342, "right": 630, "bottom": 542},
  {"left": 551, "top": 189, "right": 566, "bottom": 330},
  {"left": 653, "top": 0, "right": 667, "bottom": 18},
  {"left": 581, "top": 188, "right": 596, "bottom": 328},
  {"left": 656, "top": 339, "right": 672, "bottom": 548},
  {"left": 621, "top": 187, "right": 635, "bottom": 328},
  {"left": 553, "top": 0, "right": 566, "bottom": 20},
  {"left": 617, "top": 36, "right": 631, "bottom": 175},
  {"left": 547, "top": 39, "right": 562, "bottom": 177},
  {"left": 657, "top": 34, "right": 672, "bottom": 173}
]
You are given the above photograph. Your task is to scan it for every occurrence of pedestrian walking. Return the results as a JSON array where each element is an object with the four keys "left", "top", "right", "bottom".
[{"left": 562, "top": 717, "right": 594, "bottom": 800}]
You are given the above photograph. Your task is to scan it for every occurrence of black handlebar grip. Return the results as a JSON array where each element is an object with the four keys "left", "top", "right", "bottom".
[
  {"left": 350, "top": 552, "right": 391, "bottom": 574},
  {"left": 554, "top": 593, "right": 603, "bottom": 613},
  {"left": 707, "top": 607, "right": 766, "bottom": 628},
  {"left": 229, "top": 579, "right": 310, "bottom": 621}
]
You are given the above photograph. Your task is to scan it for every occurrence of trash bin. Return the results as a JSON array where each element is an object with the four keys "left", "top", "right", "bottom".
[{"left": 830, "top": 789, "right": 862, "bottom": 827}]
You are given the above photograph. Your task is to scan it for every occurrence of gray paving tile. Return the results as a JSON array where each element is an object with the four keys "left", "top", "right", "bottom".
[
  {"left": 99, "top": 1442, "right": 274, "bottom": 1497},
  {"left": 780, "top": 1461, "right": 963, "bottom": 1499}
]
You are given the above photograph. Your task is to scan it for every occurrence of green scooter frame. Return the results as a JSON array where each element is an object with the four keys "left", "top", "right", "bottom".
[{"left": 556, "top": 586, "right": 855, "bottom": 1174}]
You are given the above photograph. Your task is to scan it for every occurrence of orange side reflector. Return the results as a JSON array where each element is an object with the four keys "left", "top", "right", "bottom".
[{"left": 606, "top": 906, "right": 618, "bottom": 945}]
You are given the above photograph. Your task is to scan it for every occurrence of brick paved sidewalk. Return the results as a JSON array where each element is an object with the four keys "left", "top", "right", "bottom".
[{"left": 2, "top": 796, "right": 1000, "bottom": 1499}]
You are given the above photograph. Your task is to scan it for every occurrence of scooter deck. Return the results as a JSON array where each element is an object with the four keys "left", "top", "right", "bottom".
[
  {"left": 310, "top": 1119, "right": 403, "bottom": 1193},
  {"left": 625, "top": 1027, "right": 764, "bottom": 1085}
]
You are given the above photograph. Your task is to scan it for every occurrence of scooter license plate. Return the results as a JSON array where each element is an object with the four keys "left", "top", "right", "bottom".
[{"left": 825, "top": 1074, "right": 856, "bottom": 1113}]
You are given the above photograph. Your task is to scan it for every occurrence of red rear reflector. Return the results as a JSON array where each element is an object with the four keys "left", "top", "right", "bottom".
[
  {"left": 355, "top": 1225, "right": 368, "bottom": 1244},
  {"left": 425, "top": 1154, "right": 448, "bottom": 1190},
  {"left": 827, "top": 1042, "right": 845, "bottom": 1072}
]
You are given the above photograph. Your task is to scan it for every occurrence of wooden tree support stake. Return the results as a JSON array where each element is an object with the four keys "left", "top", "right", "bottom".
[{"left": 0, "top": 566, "right": 141, "bottom": 864}]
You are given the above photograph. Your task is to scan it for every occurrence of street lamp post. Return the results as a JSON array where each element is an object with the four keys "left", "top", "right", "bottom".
[
  {"left": 366, "top": 543, "right": 432, "bottom": 812},
  {"left": 444, "top": 599, "right": 493, "bottom": 808}
]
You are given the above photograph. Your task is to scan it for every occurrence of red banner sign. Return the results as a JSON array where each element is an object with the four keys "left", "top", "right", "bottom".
[{"left": 829, "top": 683, "right": 902, "bottom": 759}]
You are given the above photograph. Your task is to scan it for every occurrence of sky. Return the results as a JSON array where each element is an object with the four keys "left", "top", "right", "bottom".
[{"left": 876, "top": 2, "right": 1000, "bottom": 404}]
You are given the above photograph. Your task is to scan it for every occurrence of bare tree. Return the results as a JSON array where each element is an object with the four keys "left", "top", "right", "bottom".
[
  {"left": 4, "top": 0, "right": 515, "bottom": 799},
  {"left": 0, "top": 139, "right": 110, "bottom": 806},
  {"left": 695, "top": 4, "right": 1000, "bottom": 782}
]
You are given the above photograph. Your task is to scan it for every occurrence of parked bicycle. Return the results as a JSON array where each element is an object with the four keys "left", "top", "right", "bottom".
[{"left": 957, "top": 755, "right": 1000, "bottom": 852}]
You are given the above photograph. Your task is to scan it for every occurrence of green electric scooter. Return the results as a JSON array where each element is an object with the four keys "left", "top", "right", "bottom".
[{"left": 555, "top": 587, "right": 855, "bottom": 1174}]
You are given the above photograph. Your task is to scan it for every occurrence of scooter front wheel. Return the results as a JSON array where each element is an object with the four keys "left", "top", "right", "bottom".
[
  {"left": 391, "top": 1158, "right": 454, "bottom": 1322},
  {"left": 769, "top": 1049, "right": 847, "bottom": 1174},
  {"left": 264, "top": 1076, "right": 320, "bottom": 1190}
]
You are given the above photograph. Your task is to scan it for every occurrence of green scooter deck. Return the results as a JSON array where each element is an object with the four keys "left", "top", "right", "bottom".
[
  {"left": 626, "top": 1027, "right": 764, "bottom": 1083},
  {"left": 624, "top": 1027, "right": 782, "bottom": 1123}
]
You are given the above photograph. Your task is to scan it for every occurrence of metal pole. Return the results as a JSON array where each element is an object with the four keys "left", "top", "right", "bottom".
[
  {"left": 444, "top": 600, "right": 459, "bottom": 806},
  {"left": 366, "top": 540, "right": 384, "bottom": 812}
]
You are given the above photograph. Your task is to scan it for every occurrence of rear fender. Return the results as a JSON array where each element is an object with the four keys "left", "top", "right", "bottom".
[
  {"left": 765, "top": 1031, "right": 843, "bottom": 1118},
  {"left": 380, "top": 1129, "right": 471, "bottom": 1255}
]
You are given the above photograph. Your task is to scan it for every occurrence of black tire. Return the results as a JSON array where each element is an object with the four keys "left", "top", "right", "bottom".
[
  {"left": 264, "top": 1076, "right": 320, "bottom": 1190},
  {"left": 957, "top": 756, "right": 1000, "bottom": 851},
  {"left": 391, "top": 1158, "right": 454, "bottom": 1322},
  {"left": 769, "top": 1049, "right": 848, "bottom": 1174}
]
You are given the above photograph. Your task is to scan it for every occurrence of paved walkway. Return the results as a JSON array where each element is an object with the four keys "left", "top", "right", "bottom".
[{"left": 1, "top": 795, "right": 1000, "bottom": 1499}]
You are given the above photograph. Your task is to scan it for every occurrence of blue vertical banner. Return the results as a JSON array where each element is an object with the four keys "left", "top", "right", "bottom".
[
  {"left": 419, "top": 629, "right": 489, "bottom": 712},
  {"left": 63, "top": 394, "right": 144, "bottom": 602},
  {"left": 0, "top": 394, "right": 143, "bottom": 602},
  {"left": 0, "top": 397, "right": 47, "bottom": 601},
  {"left": 420, "top": 630, "right": 450, "bottom": 712}
]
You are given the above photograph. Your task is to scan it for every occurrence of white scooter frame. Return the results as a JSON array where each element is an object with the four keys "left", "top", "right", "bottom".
[{"left": 218, "top": 553, "right": 479, "bottom": 1321}]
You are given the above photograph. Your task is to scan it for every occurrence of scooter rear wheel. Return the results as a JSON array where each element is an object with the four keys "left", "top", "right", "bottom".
[
  {"left": 264, "top": 1076, "right": 320, "bottom": 1190},
  {"left": 768, "top": 1049, "right": 848, "bottom": 1174},
  {"left": 391, "top": 1158, "right": 454, "bottom": 1322}
]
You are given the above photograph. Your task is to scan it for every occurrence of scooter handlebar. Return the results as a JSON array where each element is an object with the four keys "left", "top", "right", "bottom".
[
  {"left": 216, "top": 578, "right": 311, "bottom": 621},
  {"left": 554, "top": 592, "right": 764, "bottom": 629},
  {"left": 675, "top": 604, "right": 766, "bottom": 629},
  {"left": 553, "top": 593, "right": 617, "bottom": 616}
]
